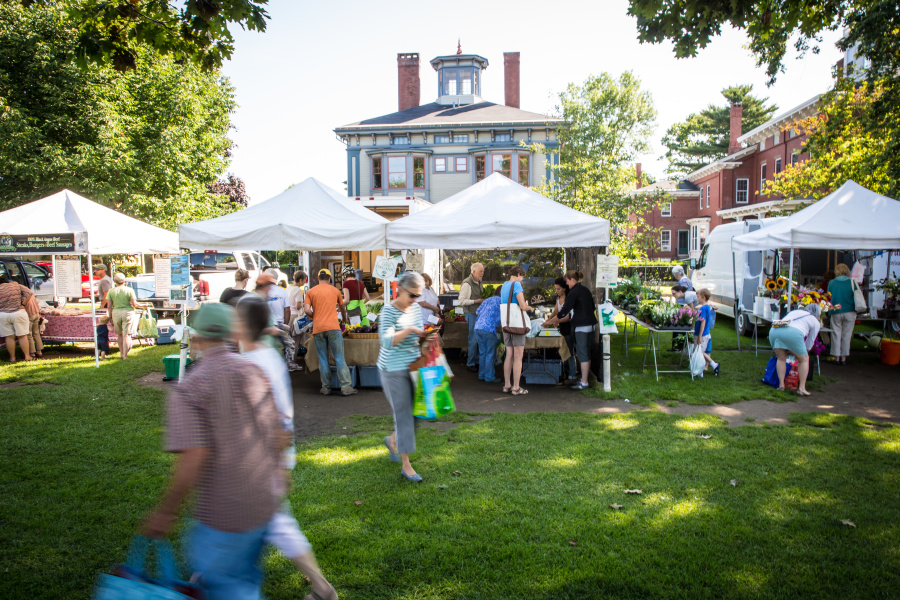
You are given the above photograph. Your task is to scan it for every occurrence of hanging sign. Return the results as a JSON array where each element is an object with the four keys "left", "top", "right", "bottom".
[
  {"left": 372, "top": 256, "right": 401, "bottom": 281},
  {"left": 170, "top": 254, "right": 190, "bottom": 287},
  {"left": 0, "top": 233, "right": 85, "bottom": 254},
  {"left": 596, "top": 254, "right": 619, "bottom": 288},
  {"left": 404, "top": 253, "right": 424, "bottom": 272},
  {"left": 53, "top": 257, "right": 82, "bottom": 297}
]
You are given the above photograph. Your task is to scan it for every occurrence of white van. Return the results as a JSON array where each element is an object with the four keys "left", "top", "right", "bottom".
[{"left": 690, "top": 219, "right": 783, "bottom": 335}]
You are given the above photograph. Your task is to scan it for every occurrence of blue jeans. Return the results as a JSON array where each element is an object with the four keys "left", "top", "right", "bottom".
[
  {"left": 475, "top": 329, "right": 499, "bottom": 381},
  {"left": 314, "top": 330, "right": 352, "bottom": 390},
  {"left": 465, "top": 313, "right": 478, "bottom": 367},
  {"left": 185, "top": 519, "right": 269, "bottom": 600}
]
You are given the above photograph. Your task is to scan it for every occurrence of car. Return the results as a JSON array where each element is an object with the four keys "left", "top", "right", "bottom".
[{"left": 0, "top": 258, "right": 56, "bottom": 304}]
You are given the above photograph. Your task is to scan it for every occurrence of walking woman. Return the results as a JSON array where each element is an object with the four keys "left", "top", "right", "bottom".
[
  {"left": 768, "top": 303, "right": 821, "bottom": 395},
  {"left": 544, "top": 271, "right": 597, "bottom": 390},
  {"left": 827, "top": 263, "right": 857, "bottom": 366},
  {"left": 500, "top": 266, "right": 533, "bottom": 395},
  {"left": 105, "top": 273, "right": 146, "bottom": 360},
  {"left": 379, "top": 271, "right": 428, "bottom": 483}
]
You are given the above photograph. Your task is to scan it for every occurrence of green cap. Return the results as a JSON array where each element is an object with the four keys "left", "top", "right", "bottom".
[{"left": 192, "top": 303, "right": 235, "bottom": 339}]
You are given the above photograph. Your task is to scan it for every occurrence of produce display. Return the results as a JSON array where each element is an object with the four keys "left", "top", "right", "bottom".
[
  {"left": 441, "top": 309, "right": 466, "bottom": 323},
  {"left": 41, "top": 306, "right": 102, "bottom": 317},
  {"left": 610, "top": 274, "right": 662, "bottom": 311},
  {"left": 344, "top": 322, "right": 379, "bottom": 335}
]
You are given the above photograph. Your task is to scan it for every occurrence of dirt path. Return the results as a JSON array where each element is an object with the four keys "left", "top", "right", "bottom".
[{"left": 137, "top": 358, "right": 898, "bottom": 438}]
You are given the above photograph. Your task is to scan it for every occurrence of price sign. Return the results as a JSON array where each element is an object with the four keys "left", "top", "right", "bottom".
[
  {"left": 53, "top": 257, "right": 82, "bottom": 298},
  {"left": 596, "top": 254, "right": 619, "bottom": 288},
  {"left": 405, "top": 253, "right": 424, "bottom": 272},
  {"left": 153, "top": 257, "right": 171, "bottom": 298}
]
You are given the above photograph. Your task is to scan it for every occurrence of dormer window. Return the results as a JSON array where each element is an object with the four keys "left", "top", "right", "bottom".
[{"left": 431, "top": 54, "right": 488, "bottom": 106}]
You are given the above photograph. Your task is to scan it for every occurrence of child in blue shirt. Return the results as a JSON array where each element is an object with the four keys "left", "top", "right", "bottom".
[{"left": 694, "top": 289, "right": 719, "bottom": 376}]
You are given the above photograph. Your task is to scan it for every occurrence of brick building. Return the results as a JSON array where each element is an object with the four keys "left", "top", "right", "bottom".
[{"left": 634, "top": 94, "right": 819, "bottom": 260}]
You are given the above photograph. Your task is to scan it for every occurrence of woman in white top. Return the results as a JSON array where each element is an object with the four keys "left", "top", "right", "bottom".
[
  {"left": 416, "top": 273, "right": 441, "bottom": 322},
  {"left": 767, "top": 303, "right": 821, "bottom": 395}
]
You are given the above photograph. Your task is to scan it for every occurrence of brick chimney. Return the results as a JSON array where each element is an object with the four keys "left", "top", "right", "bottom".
[
  {"left": 397, "top": 53, "right": 420, "bottom": 112},
  {"left": 728, "top": 101, "right": 743, "bottom": 155},
  {"left": 635, "top": 163, "right": 642, "bottom": 189},
  {"left": 504, "top": 52, "right": 520, "bottom": 109}
]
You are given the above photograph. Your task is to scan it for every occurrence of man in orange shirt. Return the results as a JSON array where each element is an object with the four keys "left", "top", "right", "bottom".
[{"left": 304, "top": 269, "right": 357, "bottom": 396}]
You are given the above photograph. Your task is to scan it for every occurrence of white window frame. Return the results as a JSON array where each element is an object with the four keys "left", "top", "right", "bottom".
[
  {"left": 706, "top": 185, "right": 711, "bottom": 209},
  {"left": 760, "top": 163, "right": 767, "bottom": 190},
  {"left": 434, "top": 157, "right": 447, "bottom": 173},
  {"left": 736, "top": 178, "right": 749, "bottom": 204},
  {"left": 452, "top": 135, "right": 469, "bottom": 143},
  {"left": 391, "top": 135, "right": 410, "bottom": 146},
  {"left": 660, "top": 202, "right": 671, "bottom": 217},
  {"left": 454, "top": 156, "right": 468, "bottom": 172},
  {"left": 660, "top": 230, "right": 672, "bottom": 252},
  {"left": 790, "top": 151, "right": 800, "bottom": 166},
  {"left": 700, "top": 187, "right": 704, "bottom": 210},
  {"left": 494, "top": 132, "right": 511, "bottom": 143},
  {"left": 774, "top": 157, "right": 782, "bottom": 174},
  {"left": 774, "top": 131, "right": 780, "bottom": 145}
]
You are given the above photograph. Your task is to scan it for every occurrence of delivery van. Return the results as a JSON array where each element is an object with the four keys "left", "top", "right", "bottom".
[{"left": 690, "top": 219, "right": 784, "bottom": 335}]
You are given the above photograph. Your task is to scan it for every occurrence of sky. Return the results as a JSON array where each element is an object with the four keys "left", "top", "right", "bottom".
[{"left": 222, "top": 0, "right": 844, "bottom": 204}]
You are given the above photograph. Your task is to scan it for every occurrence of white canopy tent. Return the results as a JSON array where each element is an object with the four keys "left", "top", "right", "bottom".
[
  {"left": 0, "top": 189, "right": 181, "bottom": 366},
  {"left": 729, "top": 180, "right": 900, "bottom": 345},
  {"left": 731, "top": 180, "right": 900, "bottom": 252},
  {"left": 386, "top": 173, "right": 610, "bottom": 250},
  {"left": 178, "top": 177, "right": 389, "bottom": 251}
]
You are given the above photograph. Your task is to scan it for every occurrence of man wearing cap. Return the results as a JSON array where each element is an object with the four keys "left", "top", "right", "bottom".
[
  {"left": 304, "top": 268, "right": 357, "bottom": 396},
  {"left": 93, "top": 264, "right": 113, "bottom": 308},
  {"left": 143, "top": 303, "right": 287, "bottom": 600}
]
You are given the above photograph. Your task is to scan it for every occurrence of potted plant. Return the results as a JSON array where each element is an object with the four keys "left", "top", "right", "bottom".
[{"left": 875, "top": 277, "right": 900, "bottom": 318}]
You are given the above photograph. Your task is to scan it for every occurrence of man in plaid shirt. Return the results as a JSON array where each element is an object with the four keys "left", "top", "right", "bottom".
[{"left": 143, "top": 303, "right": 288, "bottom": 599}]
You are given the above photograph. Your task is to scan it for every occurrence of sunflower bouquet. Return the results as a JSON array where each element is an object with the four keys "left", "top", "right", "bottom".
[{"left": 760, "top": 276, "right": 789, "bottom": 299}]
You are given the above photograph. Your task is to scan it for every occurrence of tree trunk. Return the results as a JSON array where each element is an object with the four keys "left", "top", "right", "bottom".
[{"left": 565, "top": 246, "right": 605, "bottom": 303}]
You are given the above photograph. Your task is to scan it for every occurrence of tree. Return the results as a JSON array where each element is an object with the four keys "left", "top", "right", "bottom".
[
  {"left": 15, "top": 0, "right": 270, "bottom": 71},
  {"left": 529, "top": 72, "right": 667, "bottom": 259},
  {"left": 763, "top": 77, "right": 899, "bottom": 201},
  {"left": 0, "top": 4, "right": 243, "bottom": 229},
  {"left": 661, "top": 85, "right": 778, "bottom": 176}
]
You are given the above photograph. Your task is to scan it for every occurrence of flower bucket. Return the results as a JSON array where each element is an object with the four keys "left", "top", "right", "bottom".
[{"left": 881, "top": 340, "right": 900, "bottom": 366}]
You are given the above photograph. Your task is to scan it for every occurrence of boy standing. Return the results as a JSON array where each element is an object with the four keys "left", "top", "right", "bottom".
[{"left": 694, "top": 289, "right": 719, "bottom": 376}]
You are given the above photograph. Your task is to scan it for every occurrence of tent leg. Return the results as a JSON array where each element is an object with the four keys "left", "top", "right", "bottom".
[
  {"left": 787, "top": 249, "right": 794, "bottom": 312},
  {"left": 733, "top": 252, "right": 740, "bottom": 351},
  {"left": 88, "top": 253, "right": 99, "bottom": 367}
]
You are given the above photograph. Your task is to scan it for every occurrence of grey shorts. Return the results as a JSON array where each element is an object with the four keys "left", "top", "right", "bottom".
[
  {"left": 502, "top": 331, "right": 526, "bottom": 347},
  {"left": 574, "top": 331, "right": 593, "bottom": 363}
]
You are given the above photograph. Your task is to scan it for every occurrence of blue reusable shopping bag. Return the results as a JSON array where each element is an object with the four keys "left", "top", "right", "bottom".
[
  {"left": 94, "top": 535, "right": 205, "bottom": 600},
  {"left": 762, "top": 356, "right": 780, "bottom": 388}
]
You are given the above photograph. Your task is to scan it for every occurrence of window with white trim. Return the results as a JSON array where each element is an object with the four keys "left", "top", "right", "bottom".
[
  {"left": 455, "top": 157, "right": 468, "bottom": 172},
  {"left": 790, "top": 151, "right": 800, "bottom": 166},
  {"left": 660, "top": 230, "right": 671, "bottom": 252},
  {"left": 391, "top": 136, "right": 409, "bottom": 146},
  {"left": 388, "top": 156, "right": 406, "bottom": 188},
  {"left": 434, "top": 157, "right": 447, "bottom": 172},
  {"left": 706, "top": 185, "right": 711, "bottom": 209},
  {"left": 660, "top": 202, "right": 671, "bottom": 217},
  {"left": 434, "top": 135, "right": 450, "bottom": 144},
  {"left": 453, "top": 135, "right": 469, "bottom": 143},
  {"left": 774, "top": 157, "right": 782, "bottom": 174},
  {"left": 736, "top": 178, "right": 749, "bottom": 204},
  {"left": 760, "top": 163, "right": 767, "bottom": 189},
  {"left": 700, "top": 187, "right": 704, "bottom": 210},
  {"left": 494, "top": 132, "right": 511, "bottom": 142}
]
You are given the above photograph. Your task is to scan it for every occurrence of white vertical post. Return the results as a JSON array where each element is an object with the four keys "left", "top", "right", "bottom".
[
  {"left": 602, "top": 334, "right": 611, "bottom": 392},
  {"left": 87, "top": 253, "right": 99, "bottom": 367},
  {"left": 178, "top": 304, "right": 188, "bottom": 379},
  {"left": 384, "top": 246, "right": 391, "bottom": 301},
  {"left": 787, "top": 248, "right": 795, "bottom": 312}
]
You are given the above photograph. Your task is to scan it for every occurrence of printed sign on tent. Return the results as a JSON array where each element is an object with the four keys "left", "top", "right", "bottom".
[
  {"left": 53, "top": 257, "right": 82, "bottom": 298},
  {"left": 404, "top": 253, "right": 424, "bottom": 272},
  {"left": 372, "top": 256, "right": 401, "bottom": 281},
  {"left": 153, "top": 257, "right": 172, "bottom": 299}
]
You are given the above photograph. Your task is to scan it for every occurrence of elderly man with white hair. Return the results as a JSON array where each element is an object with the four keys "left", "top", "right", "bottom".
[{"left": 458, "top": 262, "right": 485, "bottom": 372}]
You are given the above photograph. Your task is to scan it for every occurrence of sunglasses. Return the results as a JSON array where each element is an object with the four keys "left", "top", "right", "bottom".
[{"left": 402, "top": 287, "right": 421, "bottom": 299}]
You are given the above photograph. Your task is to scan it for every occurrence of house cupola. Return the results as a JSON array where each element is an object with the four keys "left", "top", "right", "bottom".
[{"left": 430, "top": 53, "right": 488, "bottom": 106}]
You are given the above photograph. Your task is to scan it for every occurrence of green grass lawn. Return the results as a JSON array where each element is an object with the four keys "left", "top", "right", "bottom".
[{"left": 2, "top": 338, "right": 898, "bottom": 599}]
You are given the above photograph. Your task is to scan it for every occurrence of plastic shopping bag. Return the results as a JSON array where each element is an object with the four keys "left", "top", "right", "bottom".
[
  {"left": 598, "top": 302, "right": 619, "bottom": 335},
  {"left": 138, "top": 310, "right": 159, "bottom": 339},
  {"left": 412, "top": 365, "right": 456, "bottom": 421},
  {"left": 94, "top": 535, "right": 205, "bottom": 600},
  {"left": 690, "top": 343, "right": 706, "bottom": 377},
  {"left": 784, "top": 357, "right": 800, "bottom": 389}
]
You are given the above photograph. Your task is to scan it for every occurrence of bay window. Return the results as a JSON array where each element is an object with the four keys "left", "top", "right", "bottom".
[
  {"left": 388, "top": 157, "right": 406, "bottom": 188},
  {"left": 518, "top": 154, "right": 530, "bottom": 186},
  {"left": 492, "top": 154, "right": 512, "bottom": 178}
]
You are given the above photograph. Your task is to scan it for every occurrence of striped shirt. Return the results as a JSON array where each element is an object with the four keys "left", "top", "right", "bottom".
[
  {"left": 377, "top": 303, "right": 423, "bottom": 371},
  {"left": 166, "top": 344, "right": 282, "bottom": 532}
]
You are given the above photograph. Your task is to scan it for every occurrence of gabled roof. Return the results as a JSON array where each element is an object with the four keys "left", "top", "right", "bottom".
[
  {"left": 737, "top": 94, "right": 820, "bottom": 145},
  {"left": 685, "top": 144, "right": 758, "bottom": 181},
  {"left": 631, "top": 179, "right": 700, "bottom": 196},
  {"left": 335, "top": 102, "right": 560, "bottom": 132}
]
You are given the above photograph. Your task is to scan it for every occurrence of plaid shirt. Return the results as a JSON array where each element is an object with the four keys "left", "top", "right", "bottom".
[
  {"left": 166, "top": 344, "right": 283, "bottom": 532},
  {"left": 0, "top": 282, "right": 32, "bottom": 313}
]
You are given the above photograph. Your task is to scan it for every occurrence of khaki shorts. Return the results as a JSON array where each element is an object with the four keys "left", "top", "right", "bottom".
[
  {"left": 0, "top": 309, "right": 30, "bottom": 337},
  {"left": 112, "top": 309, "right": 135, "bottom": 336},
  {"left": 502, "top": 331, "right": 526, "bottom": 347}
]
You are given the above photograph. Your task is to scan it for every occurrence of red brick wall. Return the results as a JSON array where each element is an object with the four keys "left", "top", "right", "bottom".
[
  {"left": 643, "top": 196, "right": 697, "bottom": 260},
  {"left": 397, "top": 53, "right": 420, "bottom": 112},
  {"left": 504, "top": 52, "right": 520, "bottom": 109}
]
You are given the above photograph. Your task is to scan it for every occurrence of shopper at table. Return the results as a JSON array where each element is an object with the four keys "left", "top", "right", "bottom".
[
  {"left": 220, "top": 268, "right": 250, "bottom": 306},
  {"left": 671, "top": 285, "right": 697, "bottom": 307},
  {"left": 287, "top": 271, "right": 308, "bottom": 328},
  {"left": 474, "top": 286, "right": 503, "bottom": 383},
  {"left": 768, "top": 303, "right": 821, "bottom": 395},
  {"left": 379, "top": 271, "right": 428, "bottom": 483},
  {"left": 499, "top": 266, "right": 533, "bottom": 395},
  {"left": 235, "top": 295, "right": 337, "bottom": 600},
  {"left": 0, "top": 275, "right": 33, "bottom": 362},
  {"left": 458, "top": 262, "right": 485, "bottom": 373},
  {"left": 416, "top": 273, "right": 441, "bottom": 322},
  {"left": 255, "top": 272, "right": 294, "bottom": 366},
  {"left": 23, "top": 292, "right": 42, "bottom": 359},
  {"left": 545, "top": 270, "right": 597, "bottom": 390},
  {"left": 672, "top": 265, "right": 693, "bottom": 291},
  {"left": 827, "top": 263, "right": 857, "bottom": 366},
  {"left": 105, "top": 273, "right": 145, "bottom": 360},
  {"left": 341, "top": 266, "right": 370, "bottom": 303},
  {"left": 94, "top": 264, "right": 113, "bottom": 308},
  {"left": 305, "top": 269, "right": 357, "bottom": 396},
  {"left": 544, "top": 277, "right": 577, "bottom": 384}
]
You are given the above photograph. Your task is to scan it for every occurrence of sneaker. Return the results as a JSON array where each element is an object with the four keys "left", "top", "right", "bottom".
[
  {"left": 467, "top": 365, "right": 478, "bottom": 373},
  {"left": 713, "top": 364, "right": 720, "bottom": 377},
  {"left": 340, "top": 387, "right": 359, "bottom": 396},
  {"left": 570, "top": 381, "right": 589, "bottom": 390},
  {"left": 320, "top": 387, "right": 332, "bottom": 396}
]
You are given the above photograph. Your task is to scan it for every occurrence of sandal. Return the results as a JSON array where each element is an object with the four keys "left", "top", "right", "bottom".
[
  {"left": 797, "top": 389, "right": 811, "bottom": 396},
  {"left": 511, "top": 388, "right": 529, "bottom": 395},
  {"left": 502, "top": 386, "right": 512, "bottom": 393}
]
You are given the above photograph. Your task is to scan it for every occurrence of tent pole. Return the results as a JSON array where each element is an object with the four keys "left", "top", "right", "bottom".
[
  {"left": 787, "top": 248, "right": 794, "bottom": 313},
  {"left": 87, "top": 253, "right": 99, "bottom": 367}
]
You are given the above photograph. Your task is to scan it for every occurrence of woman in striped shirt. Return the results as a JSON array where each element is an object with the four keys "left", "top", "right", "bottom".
[{"left": 378, "top": 271, "right": 427, "bottom": 482}]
